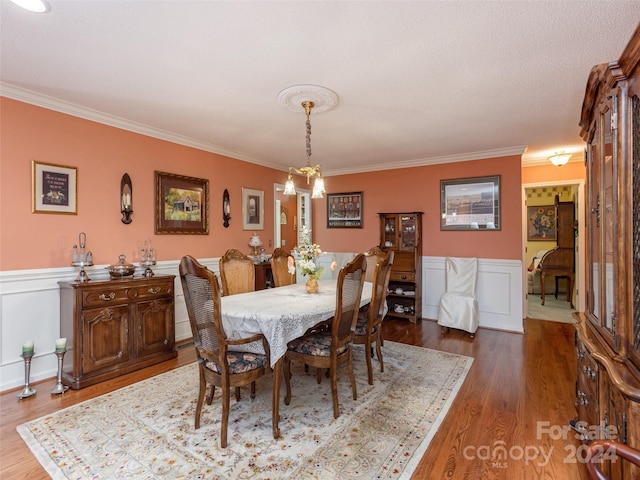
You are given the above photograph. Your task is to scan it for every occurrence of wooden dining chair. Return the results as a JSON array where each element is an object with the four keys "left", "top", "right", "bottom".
[
  {"left": 219, "top": 248, "right": 255, "bottom": 296},
  {"left": 270, "top": 247, "right": 296, "bottom": 287},
  {"left": 179, "top": 255, "right": 270, "bottom": 448},
  {"left": 363, "top": 246, "right": 387, "bottom": 283},
  {"left": 283, "top": 253, "right": 366, "bottom": 419},
  {"left": 354, "top": 249, "right": 393, "bottom": 385}
]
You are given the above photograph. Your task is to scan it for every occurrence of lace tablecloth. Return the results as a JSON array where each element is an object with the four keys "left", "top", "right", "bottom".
[{"left": 221, "top": 279, "right": 372, "bottom": 368}]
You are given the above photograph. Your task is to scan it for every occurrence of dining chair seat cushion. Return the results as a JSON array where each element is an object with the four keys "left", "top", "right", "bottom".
[
  {"left": 355, "top": 318, "right": 379, "bottom": 337},
  {"left": 205, "top": 351, "right": 267, "bottom": 375},
  {"left": 287, "top": 331, "right": 348, "bottom": 356}
]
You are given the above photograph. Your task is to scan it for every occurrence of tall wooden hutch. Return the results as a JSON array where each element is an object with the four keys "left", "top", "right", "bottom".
[
  {"left": 575, "top": 24, "right": 640, "bottom": 478},
  {"left": 379, "top": 212, "right": 422, "bottom": 323}
]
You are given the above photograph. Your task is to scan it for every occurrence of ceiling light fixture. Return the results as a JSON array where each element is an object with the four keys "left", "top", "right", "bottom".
[
  {"left": 548, "top": 151, "right": 571, "bottom": 167},
  {"left": 284, "top": 101, "right": 326, "bottom": 198},
  {"left": 10, "top": 0, "right": 47, "bottom": 13},
  {"left": 278, "top": 84, "right": 338, "bottom": 199}
]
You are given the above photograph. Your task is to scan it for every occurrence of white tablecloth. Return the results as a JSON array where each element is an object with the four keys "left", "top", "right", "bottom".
[{"left": 221, "top": 279, "right": 372, "bottom": 368}]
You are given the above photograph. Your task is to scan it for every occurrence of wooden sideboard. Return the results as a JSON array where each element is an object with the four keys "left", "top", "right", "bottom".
[{"left": 59, "top": 275, "right": 177, "bottom": 389}]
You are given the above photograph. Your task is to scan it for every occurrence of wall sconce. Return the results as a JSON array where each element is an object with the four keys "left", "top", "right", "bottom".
[
  {"left": 120, "top": 173, "right": 133, "bottom": 224},
  {"left": 222, "top": 189, "right": 231, "bottom": 228}
]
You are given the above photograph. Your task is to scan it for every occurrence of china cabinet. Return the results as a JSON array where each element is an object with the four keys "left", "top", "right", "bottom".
[
  {"left": 59, "top": 275, "right": 176, "bottom": 389},
  {"left": 575, "top": 24, "right": 640, "bottom": 478},
  {"left": 379, "top": 212, "right": 422, "bottom": 323}
]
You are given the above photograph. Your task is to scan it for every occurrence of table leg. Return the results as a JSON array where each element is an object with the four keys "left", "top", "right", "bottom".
[
  {"left": 272, "top": 358, "right": 281, "bottom": 439},
  {"left": 567, "top": 276, "right": 574, "bottom": 309}
]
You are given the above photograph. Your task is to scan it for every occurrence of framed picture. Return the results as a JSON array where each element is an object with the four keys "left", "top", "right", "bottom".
[
  {"left": 155, "top": 171, "right": 209, "bottom": 234},
  {"left": 440, "top": 175, "right": 500, "bottom": 230},
  {"left": 327, "top": 192, "right": 363, "bottom": 228},
  {"left": 527, "top": 205, "right": 557, "bottom": 241},
  {"left": 32, "top": 160, "right": 78, "bottom": 214},
  {"left": 242, "top": 187, "right": 264, "bottom": 230}
]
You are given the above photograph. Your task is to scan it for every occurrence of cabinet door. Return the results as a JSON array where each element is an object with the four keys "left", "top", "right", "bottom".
[
  {"left": 587, "top": 100, "right": 619, "bottom": 350},
  {"left": 399, "top": 214, "right": 418, "bottom": 251},
  {"left": 380, "top": 214, "right": 398, "bottom": 248},
  {"left": 136, "top": 298, "right": 174, "bottom": 357},
  {"left": 82, "top": 305, "right": 129, "bottom": 374}
]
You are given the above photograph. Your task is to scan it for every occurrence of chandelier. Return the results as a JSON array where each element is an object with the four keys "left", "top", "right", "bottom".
[
  {"left": 284, "top": 101, "right": 325, "bottom": 198},
  {"left": 278, "top": 84, "right": 338, "bottom": 199}
]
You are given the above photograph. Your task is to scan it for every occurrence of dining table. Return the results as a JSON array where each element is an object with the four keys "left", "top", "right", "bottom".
[{"left": 220, "top": 278, "right": 372, "bottom": 439}]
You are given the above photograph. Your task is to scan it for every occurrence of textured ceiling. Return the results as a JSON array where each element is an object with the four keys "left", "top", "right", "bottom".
[{"left": 1, "top": 1, "right": 639, "bottom": 175}]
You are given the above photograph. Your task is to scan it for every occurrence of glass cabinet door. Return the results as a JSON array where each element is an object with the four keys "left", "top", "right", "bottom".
[
  {"left": 399, "top": 215, "right": 417, "bottom": 250},
  {"left": 587, "top": 101, "right": 619, "bottom": 349}
]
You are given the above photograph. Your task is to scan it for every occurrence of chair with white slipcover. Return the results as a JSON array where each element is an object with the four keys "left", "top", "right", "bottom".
[{"left": 437, "top": 257, "right": 479, "bottom": 338}]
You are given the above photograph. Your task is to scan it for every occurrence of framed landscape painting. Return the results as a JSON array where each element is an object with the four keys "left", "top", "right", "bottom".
[
  {"left": 155, "top": 171, "right": 209, "bottom": 234},
  {"left": 440, "top": 175, "right": 500, "bottom": 230}
]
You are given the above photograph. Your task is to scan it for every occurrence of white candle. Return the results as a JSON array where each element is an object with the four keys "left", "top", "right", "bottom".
[
  {"left": 55, "top": 338, "right": 67, "bottom": 352},
  {"left": 22, "top": 340, "right": 34, "bottom": 356}
]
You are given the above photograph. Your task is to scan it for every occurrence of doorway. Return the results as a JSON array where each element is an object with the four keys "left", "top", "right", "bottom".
[
  {"left": 273, "top": 184, "right": 311, "bottom": 251},
  {"left": 522, "top": 180, "right": 586, "bottom": 320}
]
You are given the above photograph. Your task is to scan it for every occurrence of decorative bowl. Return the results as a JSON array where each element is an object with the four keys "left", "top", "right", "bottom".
[{"left": 107, "top": 254, "right": 136, "bottom": 279}]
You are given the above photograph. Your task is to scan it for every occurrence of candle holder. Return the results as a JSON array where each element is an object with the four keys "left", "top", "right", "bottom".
[
  {"left": 18, "top": 353, "right": 37, "bottom": 399},
  {"left": 51, "top": 350, "right": 69, "bottom": 395}
]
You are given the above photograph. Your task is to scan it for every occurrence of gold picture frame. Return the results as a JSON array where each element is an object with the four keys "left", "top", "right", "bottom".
[
  {"left": 32, "top": 160, "right": 78, "bottom": 214},
  {"left": 155, "top": 171, "right": 209, "bottom": 234}
]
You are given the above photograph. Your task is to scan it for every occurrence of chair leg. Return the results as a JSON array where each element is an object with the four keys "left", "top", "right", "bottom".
[
  {"left": 348, "top": 349, "right": 357, "bottom": 402},
  {"left": 440, "top": 326, "right": 450, "bottom": 334},
  {"left": 206, "top": 384, "right": 215, "bottom": 405},
  {"left": 330, "top": 362, "right": 340, "bottom": 419},
  {"left": 365, "top": 339, "right": 374, "bottom": 386},
  {"left": 375, "top": 331, "right": 384, "bottom": 373},
  {"left": 283, "top": 357, "right": 292, "bottom": 405},
  {"left": 220, "top": 388, "right": 230, "bottom": 448},
  {"left": 235, "top": 386, "right": 241, "bottom": 402},
  {"left": 250, "top": 381, "right": 256, "bottom": 399},
  {"left": 195, "top": 376, "right": 207, "bottom": 430},
  {"left": 316, "top": 368, "right": 323, "bottom": 384}
]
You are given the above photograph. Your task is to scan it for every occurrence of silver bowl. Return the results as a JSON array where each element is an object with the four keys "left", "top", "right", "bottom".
[{"left": 107, "top": 254, "right": 136, "bottom": 279}]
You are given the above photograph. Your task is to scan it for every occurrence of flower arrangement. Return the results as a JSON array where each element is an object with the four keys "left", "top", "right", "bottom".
[
  {"left": 288, "top": 225, "right": 336, "bottom": 279},
  {"left": 530, "top": 206, "right": 555, "bottom": 238}
]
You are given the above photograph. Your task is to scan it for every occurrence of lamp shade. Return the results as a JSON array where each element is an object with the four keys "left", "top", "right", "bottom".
[{"left": 249, "top": 234, "right": 262, "bottom": 247}]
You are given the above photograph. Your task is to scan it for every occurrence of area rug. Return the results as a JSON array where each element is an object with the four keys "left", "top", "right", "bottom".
[{"left": 17, "top": 341, "right": 472, "bottom": 480}]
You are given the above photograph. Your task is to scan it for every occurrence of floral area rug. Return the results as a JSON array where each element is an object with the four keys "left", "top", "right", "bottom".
[{"left": 17, "top": 341, "right": 472, "bottom": 480}]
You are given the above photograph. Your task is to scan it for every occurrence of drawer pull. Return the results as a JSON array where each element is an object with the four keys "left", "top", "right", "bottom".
[
  {"left": 117, "top": 351, "right": 123, "bottom": 358},
  {"left": 99, "top": 292, "right": 116, "bottom": 301},
  {"left": 148, "top": 287, "right": 161, "bottom": 294}
]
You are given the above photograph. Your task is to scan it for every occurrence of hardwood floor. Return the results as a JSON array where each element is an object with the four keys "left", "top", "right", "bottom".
[{"left": 0, "top": 318, "right": 589, "bottom": 479}]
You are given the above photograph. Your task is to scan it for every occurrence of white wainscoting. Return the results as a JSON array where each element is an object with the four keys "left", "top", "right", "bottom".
[
  {"left": 0, "top": 254, "right": 523, "bottom": 392},
  {"left": 423, "top": 256, "right": 524, "bottom": 334}
]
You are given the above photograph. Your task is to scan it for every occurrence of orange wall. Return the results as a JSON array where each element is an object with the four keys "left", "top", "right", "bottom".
[
  {"left": 0, "top": 98, "right": 283, "bottom": 270},
  {"left": 2, "top": 98, "right": 525, "bottom": 270},
  {"left": 521, "top": 161, "right": 586, "bottom": 184},
  {"left": 316, "top": 156, "right": 523, "bottom": 259}
]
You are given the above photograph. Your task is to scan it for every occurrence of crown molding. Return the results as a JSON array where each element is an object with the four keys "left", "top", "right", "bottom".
[
  {"left": 0, "top": 82, "right": 277, "bottom": 169},
  {"left": 323, "top": 146, "right": 527, "bottom": 176}
]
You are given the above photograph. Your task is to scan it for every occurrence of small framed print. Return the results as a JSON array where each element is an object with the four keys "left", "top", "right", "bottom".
[
  {"left": 327, "top": 192, "right": 363, "bottom": 228},
  {"left": 242, "top": 187, "right": 264, "bottom": 230},
  {"left": 32, "top": 160, "right": 78, "bottom": 214},
  {"left": 155, "top": 171, "right": 209, "bottom": 234}
]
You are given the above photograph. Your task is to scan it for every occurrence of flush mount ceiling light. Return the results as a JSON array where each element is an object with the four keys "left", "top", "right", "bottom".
[
  {"left": 278, "top": 84, "right": 338, "bottom": 199},
  {"left": 548, "top": 151, "right": 571, "bottom": 167},
  {"left": 10, "top": 0, "right": 47, "bottom": 12}
]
